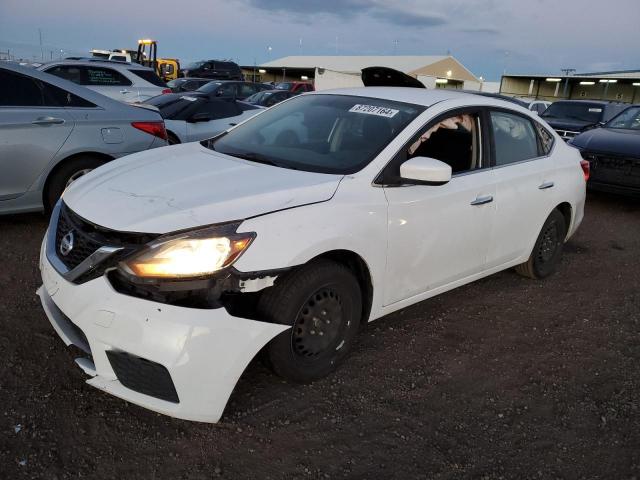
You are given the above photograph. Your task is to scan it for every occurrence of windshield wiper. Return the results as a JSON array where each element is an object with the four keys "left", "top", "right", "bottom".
[{"left": 225, "top": 151, "right": 283, "bottom": 167}]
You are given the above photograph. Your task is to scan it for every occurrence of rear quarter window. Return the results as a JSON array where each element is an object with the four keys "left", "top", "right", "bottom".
[
  {"left": 83, "top": 67, "right": 132, "bottom": 86},
  {"left": 129, "top": 69, "right": 166, "bottom": 87}
]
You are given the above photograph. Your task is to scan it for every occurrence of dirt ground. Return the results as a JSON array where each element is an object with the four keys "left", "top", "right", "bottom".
[{"left": 0, "top": 191, "right": 639, "bottom": 480}]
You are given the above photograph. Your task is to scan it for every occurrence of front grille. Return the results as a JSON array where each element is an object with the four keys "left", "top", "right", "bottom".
[
  {"left": 555, "top": 129, "right": 579, "bottom": 140},
  {"left": 55, "top": 208, "right": 103, "bottom": 270},
  {"left": 588, "top": 152, "right": 640, "bottom": 187},
  {"left": 106, "top": 351, "right": 179, "bottom": 403},
  {"left": 51, "top": 203, "right": 159, "bottom": 284}
]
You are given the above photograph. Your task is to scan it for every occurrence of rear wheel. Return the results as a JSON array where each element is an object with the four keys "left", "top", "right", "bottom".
[
  {"left": 257, "top": 259, "right": 362, "bottom": 383},
  {"left": 515, "top": 209, "right": 567, "bottom": 279},
  {"left": 45, "top": 155, "right": 108, "bottom": 212}
]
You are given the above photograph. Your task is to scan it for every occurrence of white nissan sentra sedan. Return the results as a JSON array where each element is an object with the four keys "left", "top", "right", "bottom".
[{"left": 38, "top": 85, "right": 587, "bottom": 423}]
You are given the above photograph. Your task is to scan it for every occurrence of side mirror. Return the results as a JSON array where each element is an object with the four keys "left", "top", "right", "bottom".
[
  {"left": 400, "top": 157, "right": 452, "bottom": 185},
  {"left": 188, "top": 112, "right": 211, "bottom": 123}
]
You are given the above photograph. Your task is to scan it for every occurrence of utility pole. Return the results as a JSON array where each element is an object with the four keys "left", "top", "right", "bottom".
[
  {"left": 561, "top": 68, "right": 576, "bottom": 98},
  {"left": 38, "top": 28, "right": 43, "bottom": 60},
  {"left": 393, "top": 39, "right": 398, "bottom": 55}
]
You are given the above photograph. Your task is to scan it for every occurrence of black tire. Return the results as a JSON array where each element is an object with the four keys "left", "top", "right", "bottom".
[
  {"left": 515, "top": 209, "right": 567, "bottom": 279},
  {"left": 167, "top": 132, "right": 180, "bottom": 145},
  {"left": 45, "top": 156, "right": 108, "bottom": 212},
  {"left": 257, "top": 259, "right": 362, "bottom": 383}
]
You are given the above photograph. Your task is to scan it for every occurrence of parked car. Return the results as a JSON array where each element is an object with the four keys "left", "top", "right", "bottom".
[
  {"left": 244, "top": 89, "right": 295, "bottom": 107},
  {"left": 0, "top": 63, "right": 168, "bottom": 214},
  {"left": 38, "top": 60, "right": 170, "bottom": 103},
  {"left": 569, "top": 105, "right": 640, "bottom": 196},
  {"left": 143, "top": 93, "right": 262, "bottom": 144},
  {"left": 522, "top": 99, "right": 552, "bottom": 115},
  {"left": 39, "top": 83, "right": 586, "bottom": 423},
  {"left": 274, "top": 81, "right": 314, "bottom": 94},
  {"left": 196, "top": 80, "right": 272, "bottom": 100},
  {"left": 166, "top": 77, "right": 211, "bottom": 93},
  {"left": 180, "top": 60, "right": 243, "bottom": 81},
  {"left": 540, "top": 100, "right": 628, "bottom": 140}
]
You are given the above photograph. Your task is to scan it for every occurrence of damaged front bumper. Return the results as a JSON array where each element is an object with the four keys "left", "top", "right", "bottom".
[{"left": 38, "top": 239, "right": 289, "bottom": 423}]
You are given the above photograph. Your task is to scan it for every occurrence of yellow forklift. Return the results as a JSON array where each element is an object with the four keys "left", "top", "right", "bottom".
[{"left": 135, "top": 39, "right": 180, "bottom": 82}]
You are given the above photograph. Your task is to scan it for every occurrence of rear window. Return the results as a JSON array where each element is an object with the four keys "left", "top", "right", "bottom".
[
  {"left": 541, "top": 102, "right": 604, "bottom": 123},
  {"left": 84, "top": 67, "right": 132, "bottom": 86},
  {"left": 129, "top": 69, "right": 166, "bottom": 87}
]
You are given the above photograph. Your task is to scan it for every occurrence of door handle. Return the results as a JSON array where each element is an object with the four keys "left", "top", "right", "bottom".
[
  {"left": 470, "top": 195, "right": 493, "bottom": 206},
  {"left": 120, "top": 89, "right": 130, "bottom": 94},
  {"left": 538, "top": 181, "right": 555, "bottom": 190},
  {"left": 32, "top": 117, "right": 65, "bottom": 125},
  {"left": 228, "top": 123, "right": 238, "bottom": 126}
]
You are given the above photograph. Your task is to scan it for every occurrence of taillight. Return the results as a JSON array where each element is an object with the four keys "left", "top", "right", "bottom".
[
  {"left": 161, "top": 88, "right": 172, "bottom": 94},
  {"left": 580, "top": 160, "right": 590, "bottom": 181},
  {"left": 132, "top": 121, "right": 168, "bottom": 140}
]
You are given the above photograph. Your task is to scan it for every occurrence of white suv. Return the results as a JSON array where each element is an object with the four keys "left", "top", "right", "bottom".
[
  {"left": 38, "top": 87, "right": 587, "bottom": 423},
  {"left": 39, "top": 60, "right": 169, "bottom": 103}
]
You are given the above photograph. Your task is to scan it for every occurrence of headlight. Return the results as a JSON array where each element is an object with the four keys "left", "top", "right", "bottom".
[{"left": 120, "top": 225, "right": 255, "bottom": 279}]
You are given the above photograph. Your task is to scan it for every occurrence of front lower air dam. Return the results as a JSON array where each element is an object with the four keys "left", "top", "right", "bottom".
[{"left": 37, "top": 239, "right": 289, "bottom": 423}]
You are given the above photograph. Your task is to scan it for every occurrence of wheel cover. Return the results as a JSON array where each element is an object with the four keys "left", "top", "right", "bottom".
[
  {"left": 537, "top": 220, "right": 559, "bottom": 264},
  {"left": 65, "top": 168, "right": 93, "bottom": 188},
  {"left": 292, "top": 287, "right": 345, "bottom": 359}
]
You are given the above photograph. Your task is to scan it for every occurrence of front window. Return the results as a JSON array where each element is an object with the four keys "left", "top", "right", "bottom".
[
  {"left": 606, "top": 106, "right": 640, "bottom": 130},
  {"left": 205, "top": 94, "right": 424, "bottom": 174},
  {"left": 541, "top": 102, "right": 604, "bottom": 123}
]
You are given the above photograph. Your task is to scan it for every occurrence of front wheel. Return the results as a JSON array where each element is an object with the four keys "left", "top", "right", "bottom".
[
  {"left": 515, "top": 209, "right": 567, "bottom": 279},
  {"left": 257, "top": 259, "right": 362, "bottom": 383}
]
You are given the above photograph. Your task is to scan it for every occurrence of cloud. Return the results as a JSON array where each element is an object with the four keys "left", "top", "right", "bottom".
[
  {"left": 244, "top": 0, "right": 447, "bottom": 27},
  {"left": 459, "top": 27, "right": 499, "bottom": 35}
]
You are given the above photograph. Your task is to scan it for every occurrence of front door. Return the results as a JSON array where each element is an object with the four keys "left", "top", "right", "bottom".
[
  {"left": 383, "top": 109, "right": 496, "bottom": 305},
  {"left": 0, "top": 69, "right": 73, "bottom": 199}
]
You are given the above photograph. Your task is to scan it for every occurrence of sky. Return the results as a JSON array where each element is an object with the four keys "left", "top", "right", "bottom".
[{"left": 1, "top": 0, "right": 638, "bottom": 81}]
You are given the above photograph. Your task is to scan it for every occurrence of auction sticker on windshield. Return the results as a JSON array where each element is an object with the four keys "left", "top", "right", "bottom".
[{"left": 349, "top": 104, "right": 399, "bottom": 118}]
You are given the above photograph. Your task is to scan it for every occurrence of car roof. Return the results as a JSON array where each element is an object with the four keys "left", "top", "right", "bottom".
[
  {"left": 38, "top": 60, "right": 155, "bottom": 71},
  {"left": 1, "top": 61, "right": 160, "bottom": 117},
  {"left": 312, "top": 87, "right": 517, "bottom": 108},
  {"left": 550, "top": 99, "right": 619, "bottom": 105}
]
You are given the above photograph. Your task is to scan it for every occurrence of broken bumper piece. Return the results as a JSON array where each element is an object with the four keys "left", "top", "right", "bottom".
[{"left": 38, "top": 240, "right": 289, "bottom": 423}]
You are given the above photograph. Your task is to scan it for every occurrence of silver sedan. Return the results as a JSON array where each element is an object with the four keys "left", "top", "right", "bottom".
[{"left": 0, "top": 62, "right": 168, "bottom": 214}]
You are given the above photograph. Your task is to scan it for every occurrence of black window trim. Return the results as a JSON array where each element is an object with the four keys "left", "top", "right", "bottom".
[
  {"left": 374, "top": 104, "right": 493, "bottom": 186},
  {"left": 487, "top": 106, "right": 556, "bottom": 171},
  {"left": 0, "top": 68, "right": 98, "bottom": 109}
]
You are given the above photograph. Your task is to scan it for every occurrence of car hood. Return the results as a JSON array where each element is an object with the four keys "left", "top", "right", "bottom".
[
  {"left": 542, "top": 118, "right": 593, "bottom": 131},
  {"left": 571, "top": 127, "right": 640, "bottom": 156},
  {"left": 63, "top": 142, "right": 343, "bottom": 234}
]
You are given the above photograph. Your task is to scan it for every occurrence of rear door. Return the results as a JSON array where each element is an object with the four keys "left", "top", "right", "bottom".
[
  {"left": 0, "top": 69, "right": 73, "bottom": 199},
  {"left": 486, "top": 110, "right": 558, "bottom": 268}
]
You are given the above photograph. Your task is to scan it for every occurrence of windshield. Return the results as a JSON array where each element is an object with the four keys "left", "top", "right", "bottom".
[
  {"left": 196, "top": 81, "right": 224, "bottom": 94},
  {"left": 245, "top": 91, "right": 268, "bottom": 103},
  {"left": 275, "top": 82, "right": 292, "bottom": 90},
  {"left": 205, "top": 94, "right": 424, "bottom": 174},
  {"left": 541, "top": 102, "right": 604, "bottom": 123},
  {"left": 606, "top": 106, "right": 640, "bottom": 130},
  {"left": 184, "top": 61, "right": 205, "bottom": 70}
]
